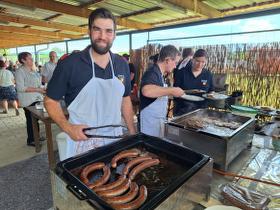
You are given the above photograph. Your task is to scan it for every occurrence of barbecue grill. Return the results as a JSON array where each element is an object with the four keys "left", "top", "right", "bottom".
[
  {"left": 165, "top": 108, "right": 255, "bottom": 170},
  {"left": 51, "top": 133, "right": 213, "bottom": 210}
]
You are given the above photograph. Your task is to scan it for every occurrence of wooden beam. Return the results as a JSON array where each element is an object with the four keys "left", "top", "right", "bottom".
[
  {"left": 44, "top": 14, "right": 63, "bottom": 21},
  {"left": 0, "top": 38, "right": 58, "bottom": 47},
  {"left": 144, "top": 0, "right": 187, "bottom": 14},
  {"left": 222, "top": 1, "right": 280, "bottom": 16},
  {"left": 1, "top": 0, "right": 152, "bottom": 29},
  {"left": 154, "top": 15, "right": 203, "bottom": 26},
  {"left": 163, "top": 0, "right": 222, "bottom": 18},
  {"left": 120, "top": 6, "right": 162, "bottom": 18},
  {"left": 0, "top": 35, "right": 48, "bottom": 42},
  {"left": 0, "top": 31, "right": 62, "bottom": 41},
  {"left": 0, "top": 25, "right": 81, "bottom": 39},
  {"left": 0, "top": 13, "right": 87, "bottom": 34},
  {"left": 79, "top": 0, "right": 104, "bottom": 9},
  {"left": 0, "top": 40, "right": 50, "bottom": 48}
]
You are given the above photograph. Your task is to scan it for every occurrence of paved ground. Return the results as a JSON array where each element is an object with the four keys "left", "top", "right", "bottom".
[{"left": 0, "top": 107, "right": 60, "bottom": 167}]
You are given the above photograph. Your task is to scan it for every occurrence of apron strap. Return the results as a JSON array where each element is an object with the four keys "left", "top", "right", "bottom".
[
  {"left": 83, "top": 125, "right": 127, "bottom": 139},
  {"left": 89, "top": 47, "right": 114, "bottom": 77}
]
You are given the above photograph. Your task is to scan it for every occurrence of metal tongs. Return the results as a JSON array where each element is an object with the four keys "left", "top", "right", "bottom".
[{"left": 82, "top": 124, "right": 127, "bottom": 139}]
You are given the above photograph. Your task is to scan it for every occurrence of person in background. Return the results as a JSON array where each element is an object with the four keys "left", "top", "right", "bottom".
[
  {"left": 59, "top": 53, "right": 69, "bottom": 61},
  {"left": 173, "top": 48, "right": 194, "bottom": 79},
  {"left": 173, "top": 49, "right": 214, "bottom": 116},
  {"left": 147, "top": 53, "right": 159, "bottom": 69},
  {"left": 178, "top": 48, "right": 194, "bottom": 70},
  {"left": 7, "top": 60, "right": 16, "bottom": 75},
  {"left": 140, "top": 45, "right": 184, "bottom": 137},
  {"left": 0, "top": 55, "right": 5, "bottom": 62},
  {"left": 122, "top": 54, "right": 139, "bottom": 113},
  {"left": 15, "top": 52, "right": 45, "bottom": 147},
  {"left": 42, "top": 51, "right": 57, "bottom": 84},
  {"left": 121, "top": 53, "right": 136, "bottom": 90},
  {"left": 0, "top": 60, "right": 19, "bottom": 115},
  {"left": 122, "top": 53, "right": 129, "bottom": 62},
  {"left": 129, "top": 63, "right": 136, "bottom": 90},
  {"left": 15, "top": 60, "right": 20, "bottom": 69},
  {"left": 38, "top": 65, "right": 43, "bottom": 75},
  {"left": 44, "top": 8, "right": 135, "bottom": 160}
]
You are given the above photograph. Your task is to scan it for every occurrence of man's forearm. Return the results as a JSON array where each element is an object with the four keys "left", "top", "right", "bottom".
[
  {"left": 142, "top": 85, "right": 173, "bottom": 98},
  {"left": 44, "top": 96, "right": 70, "bottom": 133},
  {"left": 122, "top": 96, "right": 136, "bottom": 134}
]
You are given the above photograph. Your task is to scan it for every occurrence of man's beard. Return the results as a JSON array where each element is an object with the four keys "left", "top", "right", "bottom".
[{"left": 91, "top": 39, "right": 112, "bottom": 55}]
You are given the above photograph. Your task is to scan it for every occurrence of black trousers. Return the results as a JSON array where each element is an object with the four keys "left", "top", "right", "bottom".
[{"left": 23, "top": 102, "right": 39, "bottom": 144}]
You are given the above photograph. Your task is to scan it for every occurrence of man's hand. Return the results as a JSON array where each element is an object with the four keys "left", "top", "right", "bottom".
[
  {"left": 171, "top": 87, "right": 184, "bottom": 97},
  {"left": 122, "top": 96, "right": 136, "bottom": 134},
  {"left": 44, "top": 96, "right": 89, "bottom": 141},
  {"left": 65, "top": 124, "right": 89, "bottom": 141}
]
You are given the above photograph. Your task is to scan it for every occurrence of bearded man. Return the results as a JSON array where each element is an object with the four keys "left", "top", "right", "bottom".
[{"left": 44, "top": 8, "right": 135, "bottom": 160}]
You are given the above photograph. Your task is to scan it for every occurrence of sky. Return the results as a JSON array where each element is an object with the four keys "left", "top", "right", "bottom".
[{"left": 8, "top": 13, "right": 280, "bottom": 56}]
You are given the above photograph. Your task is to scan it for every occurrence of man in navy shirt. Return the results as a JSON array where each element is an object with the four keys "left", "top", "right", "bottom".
[
  {"left": 174, "top": 49, "right": 214, "bottom": 116},
  {"left": 44, "top": 8, "right": 135, "bottom": 159},
  {"left": 140, "top": 45, "right": 184, "bottom": 137}
]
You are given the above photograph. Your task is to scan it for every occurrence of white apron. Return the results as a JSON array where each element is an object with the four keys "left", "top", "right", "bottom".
[
  {"left": 140, "top": 75, "right": 168, "bottom": 138},
  {"left": 63, "top": 48, "right": 124, "bottom": 159}
]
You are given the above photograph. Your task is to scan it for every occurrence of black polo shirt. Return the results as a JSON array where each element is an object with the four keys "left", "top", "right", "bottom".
[
  {"left": 47, "top": 46, "right": 131, "bottom": 106},
  {"left": 173, "top": 61, "right": 213, "bottom": 115},
  {"left": 140, "top": 64, "right": 163, "bottom": 111}
]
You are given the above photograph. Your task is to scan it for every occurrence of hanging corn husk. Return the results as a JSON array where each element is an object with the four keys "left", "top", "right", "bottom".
[{"left": 130, "top": 42, "right": 280, "bottom": 108}]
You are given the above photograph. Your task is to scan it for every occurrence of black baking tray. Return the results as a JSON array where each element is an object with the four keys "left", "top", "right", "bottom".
[{"left": 55, "top": 133, "right": 210, "bottom": 210}]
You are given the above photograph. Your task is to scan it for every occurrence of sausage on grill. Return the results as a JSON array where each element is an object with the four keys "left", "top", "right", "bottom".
[
  {"left": 80, "top": 162, "right": 105, "bottom": 186},
  {"left": 93, "top": 175, "right": 126, "bottom": 193},
  {"left": 98, "top": 178, "right": 131, "bottom": 198},
  {"left": 122, "top": 156, "right": 152, "bottom": 175},
  {"left": 111, "top": 149, "right": 141, "bottom": 168},
  {"left": 104, "top": 182, "right": 139, "bottom": 205},
  {"left": 129, "top": 159, "right": 160, "bottom": 180},
  {"left": 111, "top": 185, "right": 148, "bottom": 210},
  {"left": 88, "top": 165, "right": 111, "bottom": 189}
]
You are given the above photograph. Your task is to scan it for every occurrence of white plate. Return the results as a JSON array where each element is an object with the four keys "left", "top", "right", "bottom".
[
  {"left": 180, "top": 94, "right": 205, "bottom": 101},
  {"left": 203, "top": 93, "right": 229, "bottom": 100},
  {"left": 205, "top": 205, "right": 241, "bottom": 210}
]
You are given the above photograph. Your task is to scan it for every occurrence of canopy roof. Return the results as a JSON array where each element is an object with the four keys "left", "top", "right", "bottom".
[{"left": 0, "top": 0, "right": 279, "bottom": 48}]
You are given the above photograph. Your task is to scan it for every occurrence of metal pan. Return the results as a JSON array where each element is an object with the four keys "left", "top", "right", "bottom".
[
  {"left": 202, "top": 93, "right": 230, "bottom": 109},
  {"left": 184, "top": 89, "right": 206, "bottom": 97}
]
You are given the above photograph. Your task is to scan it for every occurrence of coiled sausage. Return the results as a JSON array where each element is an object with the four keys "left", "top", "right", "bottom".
[
  {"left": 88, "top": 165, "right": 111, "bottom": 189},
  {"left": 80, "top": 162, "right": 105, "bottom": 186}
]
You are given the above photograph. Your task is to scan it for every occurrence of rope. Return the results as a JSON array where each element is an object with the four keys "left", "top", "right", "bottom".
[{"left": 213, "top": 169, "right": 280, "bottom": 187}]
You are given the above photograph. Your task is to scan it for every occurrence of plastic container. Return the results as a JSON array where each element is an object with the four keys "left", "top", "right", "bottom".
[
  {"left": 205, "top": 205, "right": 241, "bottom": 210},
  {"left": 230, "top": 105, "right": 258, "bottom": 114},
  {"left": 272, "top": 137, "right": 280, "bottom": 151},
  {"left": 56, "top": 132, "right": 68, "bottom": 161}
]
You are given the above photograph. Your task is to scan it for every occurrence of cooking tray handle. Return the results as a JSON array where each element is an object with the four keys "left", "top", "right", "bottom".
[
  {"left": 66, "top": 184, "right": 88, "bottom": 200},
  {"left": 83, "top": 124, "right": 127, "bottom": 139}
]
